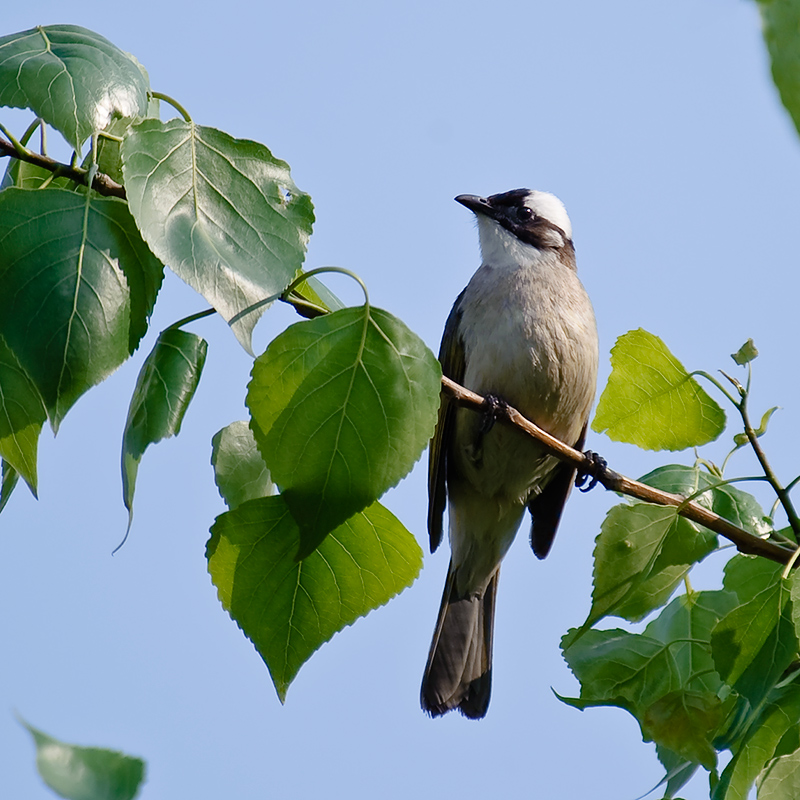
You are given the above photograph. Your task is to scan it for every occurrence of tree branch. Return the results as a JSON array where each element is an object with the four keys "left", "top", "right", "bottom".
[
  {"left": 0, "top": 136, "right": 126, "bottom": 199},
  {"left": 440, "top": 376, "right": 797, "bottom": 566}
]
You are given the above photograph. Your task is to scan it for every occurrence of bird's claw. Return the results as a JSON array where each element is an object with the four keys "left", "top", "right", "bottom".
[
  {"left": 576, "top": 450, "right": 606, "bottom": 492},
  {"left": 480, "top": 394, "right": 509, "bottom": 434}
]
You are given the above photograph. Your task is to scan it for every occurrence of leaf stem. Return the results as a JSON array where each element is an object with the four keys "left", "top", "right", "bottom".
[
  {"left": 150, "top": 91, "right": 192, "bottom": 123},
  {"left": 164, "top": 308, "right": 217, "bottom": 331},
  {"left": 738, "top": 392, "right": 800, "bottom": 539},
  {"left": 0, "top": 123, "right": 29, "bottom": 155},
  {"left": 692, "top": 370, "right": 739, "bottom": 406},
  {"left": 228, "top": 267, "right": 369, "bottom": 327}
]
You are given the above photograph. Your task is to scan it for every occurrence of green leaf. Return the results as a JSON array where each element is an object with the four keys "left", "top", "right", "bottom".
[
  {"left": 0, "top": 333, "right": 47, "bottom": 495},
  {"left": 207, "top": 495, "right": 422, "bottom": 701},
  {"left": 639, "top": 464, "right": 772, "bottom": 537},
  {"left": 0, "top": 460, "right": 19, "bottom": 514},
  {"left": 1, "top": 156, "right": 74, "bottom": 192},
  {"left": 656, "top": 744, "right": 700, "bottom": 799},
  {"left": 712, "top": 683, "right": 800, "bottom": 800},
  {"left": 731, "top": 339, "right": 758, "bottom": 366},
  {"left": 18, "top": 715, "right": 145, "bottom": 800},
  {"left": 560, "top": 627, "right": 680, "bottom": 713},
  {"left": 757, "top": 0, "right": 800, "bottom": 140},
  {"left": 592, "top": 329, "right": 726, "bottom": 450},
  {"left": 0, "top": 188, "right": 164, "bottom": 429},
  {"left": 0, "top": 25, "right": 150, "bottom": 151},
  {"left": 642, "top": 690, "right": 724, "bottom": 770},
  {"left": 287, "top": 271, "right": 345, "bottom": 318},
  {"left": 759, "top": 749, "right": 800, "bottom": 800},
  {"left": 121, "top": 119, "right": 314, "bottom": 351},
  {"left": 712, "top": 557, "right": 794, "bottom": 703},
  {"left": 121, "top": 328, "right": 207, "bottom": 517},
  {"left": 211, "top": 420, "right": 275, "bottom": 510},
  {"left": 247, "top": 305, "right": 441, "bottom": 558},
  {"left": 644, "top": 591, "right": 739, "bottom": 695},
  {"left": 585, "top": 502, "right": 716, "bottom": 625}
]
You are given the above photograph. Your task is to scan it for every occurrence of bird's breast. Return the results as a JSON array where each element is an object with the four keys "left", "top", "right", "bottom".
[{"left": 457, "top": 258, "right": 598, "bottom": 445}]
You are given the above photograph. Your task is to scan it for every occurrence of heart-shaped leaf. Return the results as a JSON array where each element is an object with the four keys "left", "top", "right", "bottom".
[
  {"left": 122, "top": 119, "right": 314, "bottom": 351},
  {"left": 0, "top": 188, "right": 164, "bottom": 429},
  {"left": 0, "top": 25, "right": 150, "bottom": 150},
  {"left": 247, "top": 305, "right": 441, "bottom": 557}
]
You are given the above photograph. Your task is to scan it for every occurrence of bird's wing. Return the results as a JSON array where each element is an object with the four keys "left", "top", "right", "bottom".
[
  {"left": 527, "top": 422, "right": 587, "bottom": 559},
  {"left": 427, "top": 290, "right": 466, "bottom": 552}
]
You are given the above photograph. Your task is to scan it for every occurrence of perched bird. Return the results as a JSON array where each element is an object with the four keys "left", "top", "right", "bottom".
[{"left": 421, "top": 188, "right": 599, "bottom": 718}]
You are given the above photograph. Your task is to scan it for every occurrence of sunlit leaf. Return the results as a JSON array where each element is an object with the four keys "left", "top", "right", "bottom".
[
  {"left": 207, "top": 495, "right": 422, "bottom": 701},
  {"left": 211, "top": 420, "right": 274, "bottom": 510},
  {"left": 121, "top": 328, "right": 207, "bottom": 518},
  {"left": 247, "top": 305, "right": 441, "bottom": 558},
  {"left": 18, "top": 715, "right": 145, "bottom": 800},
  {"left": 731, "top": 338, "right": 758, "bottom": 366},
  {"left": 0, "top": 25, "right": 149, "bottom": 151},
  {"left": 122, "top": 119, "right": 314, "bottom": 351},
  {"left": 0, "top": 188, "right": 164, "bottom": 429},
  {"left": 592, "top": 329, "right": 725, "bottom": 450},
  {"left": 585, "top": 503, "right": 715, "bottom": 625},
  {"left": 759, "top": 749, "right": 800, "bottom": 800}
]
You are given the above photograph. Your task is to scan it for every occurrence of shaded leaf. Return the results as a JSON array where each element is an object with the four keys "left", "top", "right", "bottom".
[
  {"left": 639, "top": 464, "right": 771, "bottom": 537},
  {"left": 0, "top": 188, "right": 164, "bottom": 429},
  {"left": 1, "top": 156, "right": 74, "bottom": 192},
  {"left": 0, "top": 25, "right": 149, "bottom": 151},
  {"left": 0, "top": 333, "right": 47, "bottom": 494},
  {"left": 644, "top": 591, "right": 738, "bottom": 695},
  {"left": 560, "top": 627, "right": 679, "bottom": 713},
  {"left": 712, "top": 684, "right": 800, "bottom": 800},
  {"left": 592, "top": 329, "right": 725, "bottom": 450},
  {"left": 211, "top": 420, "right": 274, "bottom": 510},
  {"left": 18, "top": 715, "right": 145, "bottom": 800},
  {"left": 207, "top": 495, "right": 422, "bottom": 701},
  {"left": 0, "top": 460, "right": 19, "bottom": 514},
  {"left": 712, "top": 557, "right": 793, "bottom": 702},
  {"left": 731, "top": 339, "right": 758, "bottom": 366},
  {"left": 248, "top": 305, "right": 441, "bottom": 558},
  {"left": 122, "top": 118, "right": 314, "bottom": 351},
  {"left": 122, "top": 328, "right": 207, "bottom": 517},
  {"left": 757, "top": 0, "right": 800, "bottom": 139},
  {"left": 642, "top": 690, "right": 724, "bottom": 770},
  {"left": 656, "top": 745, "right": 700, "bottom": 799}
]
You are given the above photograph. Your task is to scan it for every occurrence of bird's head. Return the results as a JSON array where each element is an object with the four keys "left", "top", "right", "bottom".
[{"left": 456, "top": 189, "right": 574, "bottom": 267}]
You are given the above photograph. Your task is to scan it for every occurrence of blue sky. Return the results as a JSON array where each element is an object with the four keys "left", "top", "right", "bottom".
[{"left": 2, "top": 2, "right": 799, "bottom": 799}]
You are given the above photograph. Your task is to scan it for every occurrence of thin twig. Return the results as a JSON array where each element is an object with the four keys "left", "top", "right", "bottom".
[
  {"left": 0, "top": 136, "right": 126, "bottom": 199},
  {"left": 440, "top": 376, "right": 797, "bottom": 567}
]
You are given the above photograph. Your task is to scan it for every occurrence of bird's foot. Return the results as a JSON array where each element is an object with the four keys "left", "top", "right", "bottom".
[
  {"left": 576, "top": 450, "right": 607, "bottom": 493},
  {"left": 480, "top": 394, "right": 510, "bottom": 434}
]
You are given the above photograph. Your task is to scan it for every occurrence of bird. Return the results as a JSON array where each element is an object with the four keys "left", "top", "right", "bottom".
[{"left": 421, "top": 188, "right": 599, "bottom": 719}]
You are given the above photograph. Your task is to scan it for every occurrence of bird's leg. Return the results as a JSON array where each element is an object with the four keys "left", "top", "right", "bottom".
[
  {"left": 576, "top": 450, "right": 607, "bottom": 493},
  {"left": 479, "top": 394, "right": 510, "bottom": 434}
]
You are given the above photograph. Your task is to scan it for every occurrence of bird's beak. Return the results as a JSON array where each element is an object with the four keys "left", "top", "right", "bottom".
[{"left": 455, "top": 194, "right": 495, "bottom": 218}]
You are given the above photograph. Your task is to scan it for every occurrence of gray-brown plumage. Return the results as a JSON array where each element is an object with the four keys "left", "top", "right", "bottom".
[{"left": 421, "top": 189, "right": 598, "bottom": 718}]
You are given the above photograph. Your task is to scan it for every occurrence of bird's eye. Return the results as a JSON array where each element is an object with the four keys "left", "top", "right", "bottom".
[{"left": 516, "top": 206, "right": 533, "bottom": 221}]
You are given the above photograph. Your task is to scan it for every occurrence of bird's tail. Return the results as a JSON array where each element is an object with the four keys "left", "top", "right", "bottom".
[{"left": 420, "top": 562, "right": 499, "bottom": 719}]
